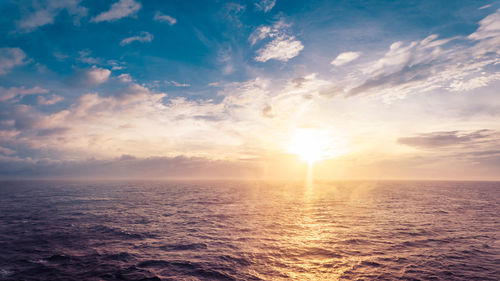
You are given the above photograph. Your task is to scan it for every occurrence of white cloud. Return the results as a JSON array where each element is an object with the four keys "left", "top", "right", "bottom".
[
  {"left": 108, "top": 60, "right": 126, "bottom": 70},
  {"left": 255, "top": 0, "right": 276, "bottom": 12},
  {"left": 118, "top": 73, "right": 132, "bottom": 83},
  {"left": 120, "top": 32, "right": 153, "bottom": 46},
  {"left": 165, "top": 81, "right": 190, "bottom": 87},
  {"left": 69, "top": 66, "right": 111, "bottom": 86},
  {"left": 334, "top": 10, "right": 500, "bottom": 100},
  {"left": 331, "top": 51, "right": 361, "bottom": 66},
  {"left": 250, "top": 19, "right": 304, "bottom": 62},
  {"left": 91, "top": 0, "right": 141, "bottom": 23},
  {"left": 468, "top": 8, "right": 500, "bottom": 41},
  {"left": 16, "top": 0, "right": 87, "bottom": 33},
  {"left": 249, "top": 20, "right": 290, "bottom": 45},
  {"left": 255, "top": 37, "right": 304, "bottom": 62},
  {"left": 1, "top": 77, "right": 318, "bottom": 161},
  {"left": 0, "top": 47, "right": 27, "bottom": 75},
  {"left": 153, "top": 12, "right": 176, "bottom": 25},
  {"left": 86, "top": 66, "right": 111, "bottom": 85},
  {"left": 38, "top": 94, "right": 64, "bottom": 105},
  {"left": 0, "top": 86, "right": 48, "bottom": 102}
]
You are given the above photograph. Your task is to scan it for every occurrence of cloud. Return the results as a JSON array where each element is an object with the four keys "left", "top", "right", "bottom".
[
  {"left": 84, "top": 66, "right": 111, "bottom": 85},
  {"left": 0, "top": 155, "right": 259, "bottom": 179},
  {"left": 69, "top": 66, "right": 111, "bottom": 86},
  {"left": 120, "top": 32, "right": 153, "bottom": 46},
  {"left": 53, "top": 51, "right": 69, "bottom": 61},
  {"left": 395, "top": 129, "right": 500, "bottom": 176},
  {"left": 398, "top": 130, "right": 494, "bottom": 148},
  {"left": 342, "top": 33, "right": 499, "bottom": 100},
  {"left": 91, "top": 0, "right": 141, "bottom": 23},
  {"left": 16, "top": 0, "right": 88, "bottom": 33},
  {"left": 78, "top": 49, "right": 101, "bottom": 64},
  {"left": 0, "top": 78, "right": 289, "bottom": 163},
  {"left": 0, "top": 146, "right": 15, "bottom": 156},
  {"left": 255, "top": 37, "right": 304, "bottom": 62},
  {"left": 153, "top": 12, "right": 176, "bottom": 25},
  {"left": 296, "top": 9, "right": 497, "bottom": 101},
  {"left": 255, "top": 0, "right": 276, "bottom": 12},
  {"left": 331, "top": 51, "right": 361, "bottom": 66},
  {"left": 251, "top": 20, "right": 304, "bottom": 62},
  {"left": 0, "top": 47, "right": 27, "bottom": 75},
  {"left": 37, "top": 94, "right": 64, "bottom": 105},
  {"left": 0, "top": 130, "right": 20, "bottom": 141},
  {"left": 223, "top": 3, "right": 245, "bottom": 27},
  {"left": 117, "top": 73, "right": 132, "bottom": 83},
  {"left": 108, "top": 60, "right": 126, "bottom": 70},
  {"left": 0, "top": 86, "right": 48, "bottom": 102},
  {"left": 468, "top": 8, "right": 500, "bottom": 41},
  {"left": 165, "top": 81, "right": 190, "bottom": 87}
]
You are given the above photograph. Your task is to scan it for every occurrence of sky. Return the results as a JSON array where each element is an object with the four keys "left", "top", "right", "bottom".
[{"left": 0, "top": 0, "right": 499, "bottom": 180}]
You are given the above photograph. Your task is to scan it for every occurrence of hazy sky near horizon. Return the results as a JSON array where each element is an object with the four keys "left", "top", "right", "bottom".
[{"left": 0, "top": 0, "right": 499, "bottom": 179}]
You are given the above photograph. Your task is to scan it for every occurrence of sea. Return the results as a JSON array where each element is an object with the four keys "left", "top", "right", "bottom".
[{"left": 0, "top": 180, "right": 498, "bottom": 280}]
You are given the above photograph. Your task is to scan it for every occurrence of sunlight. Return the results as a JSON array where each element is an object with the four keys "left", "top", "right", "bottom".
[{"left": 287, "top": 127, "right": 345, "bottom": 164}]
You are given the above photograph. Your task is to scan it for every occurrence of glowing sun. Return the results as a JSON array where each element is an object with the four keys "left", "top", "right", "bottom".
[{"left": 288, "top": 127, "right": 340, "bottom": 163}]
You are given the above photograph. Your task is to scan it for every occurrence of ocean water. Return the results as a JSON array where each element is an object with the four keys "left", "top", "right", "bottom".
[{"left": 0, "top": 180, "right": 498, "bottom": 280}]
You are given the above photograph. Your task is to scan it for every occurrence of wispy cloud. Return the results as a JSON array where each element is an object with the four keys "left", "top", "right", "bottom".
[
  {"left": 120, "top": 31, "right": 153, "bottom": 46},
  {"left": 0, "top": 86, "right": 48, "bottom": 102},
  {"left": 165, "top": 81, "right": 190, "bottom": 87},
  {"left": 0, "top": 47, "right": 27, "bottom": 75},
  {"left": 15, "top": 0, "right": 87, "bottom": 33},
  {"left": 255, "top": 0, "right": 276, "bottom": 13},
  {"left": 78, "top": 49, "right": 101, "bottom": 64},
  {"left": 479, "top": 4, "right": 492, "bottom": 10},
  {"left": 332, "top": 8, "right": 500, "bottom": 101},
  {"left": 91, "top": 0, "right": 141, "bottom": 23},
  {"left": 38, "top": 94, "right": 64, "bottom": 105},
  {"left": 117, "top": 73, "right": 133, "bottom": 83},
  {"left": 398, "top": 130, "right": 494, "bottom": 149},
  {"left": 331, "top": 51, "right": 361, "bottom": 66},
  {"left": 250, "top": 19, "right": 304, "bottom": 62},
  {"left": 223, "top": 3, "right": 246, "bottom": 27},
  {"left": 255, "top": 37, "right": 304, "bottom": 62},
  {"left": 0, "top": 146, "right": 15, "bottom": 156},
  {"left": 153, "top": 12, "right": 176, "bottom": 25}
]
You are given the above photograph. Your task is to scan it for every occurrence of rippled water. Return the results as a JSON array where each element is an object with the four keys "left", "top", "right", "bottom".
[{"left": 0, "top": 180, "right": 499, "bottom": 280}]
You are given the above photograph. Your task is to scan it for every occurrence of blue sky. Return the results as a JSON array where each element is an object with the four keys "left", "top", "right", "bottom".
[{"left": 0, "top": 0, "right": 499, "bottom": 179}]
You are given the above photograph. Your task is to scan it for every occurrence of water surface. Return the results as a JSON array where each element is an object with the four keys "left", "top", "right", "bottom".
[{"left": 0, "top": 180, "right": 498, "bottom": 280}]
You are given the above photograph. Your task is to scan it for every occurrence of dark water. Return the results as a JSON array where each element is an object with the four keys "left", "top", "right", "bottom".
[{"left": 0, "top": 180, "right": 499, "bottom": 280}]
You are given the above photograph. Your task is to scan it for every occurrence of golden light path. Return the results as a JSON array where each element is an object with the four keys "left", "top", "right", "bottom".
[{"left": 287, "top": 127, "right": 347, "bottom": 187}]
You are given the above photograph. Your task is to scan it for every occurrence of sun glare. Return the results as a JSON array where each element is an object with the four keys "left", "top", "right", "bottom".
[{"left": 288, "top": 128, "right": 341, "bottom": 164}]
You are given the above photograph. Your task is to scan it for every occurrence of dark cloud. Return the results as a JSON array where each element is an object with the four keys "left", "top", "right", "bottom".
[
  {"left": 262, "top": 105, "right": 274, "bottom": 118},
  {"left": 292, "top": 77, "right": 307, "bottom": 87},
  {"left": 36, "top": 127, "right": 70, "bottom": 137},
  {"left": 397, "top": 130, "right": 493, "bottom": 148},
  {"left": 0, "top": 155, "right": 260, "bottom": 179},
  {"left": 396, "top": 129, "right": 500, "bottom": 175}
]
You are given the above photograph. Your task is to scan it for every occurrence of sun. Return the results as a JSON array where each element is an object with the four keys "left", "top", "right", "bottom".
[{"left": 288, "top": 128, "right": 336, "bottom": 164}]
